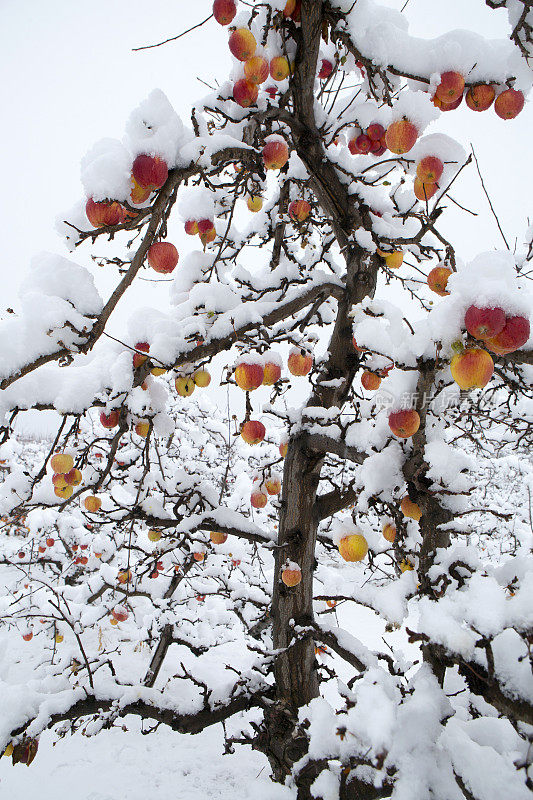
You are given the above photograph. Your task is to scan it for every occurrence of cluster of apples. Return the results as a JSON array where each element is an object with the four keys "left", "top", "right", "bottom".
[
  {"left": 251, "top": 472, "right": 282, "bottom": 509},
  {"left": 348, "top": 122, "right": 388, "bottom": 157},
  {"left": 213, "top": 1, "right": 295, "bottom": 108},
  {"left": 184, "top": 216, "right": 217, "bottom": 247},
  {"left": 36, "top": 536, "right": 55, "bottom": 556},
  {"left": 85, "top": 153, "right": 169, "bottom": 230},
  {"left": 50, "top": 453, "right": 82, "bottom": 500},
  {"left": 451, "top": 305, "right": 530, "bottom": 390},
  {"left": 431, "top": 71, "right": 525, "bottom": 120}
]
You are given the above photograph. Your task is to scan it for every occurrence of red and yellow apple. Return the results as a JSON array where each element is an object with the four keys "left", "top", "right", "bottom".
[
  {"left": 361, "top": 371, "right": 381, "bottom": 391},
  {"left": 385, "top": 119, "right": 418, "bottom": 154},
  {"left": 416, "top": 156, "right": 443, "bottom": 183},
  {"left": 210, "top": 531, "right": 228, "bottom": 545},
  {"left": 288, "top": 347, "right": 313, "bottom": 376},
  {"left": 84, "top": 496, "right": 101, "bottom": 512},
  {"left": 263, "top": 357, "right": 282, "bottom": 385},
  {"left": 288, "top": 199, "right": 311, "bottom": 222},
  {"left": 427, "top": 266, "right": 452, "bottom": 296},
  {"left": 388, "top": 409, "right": 420, "bottom": 438},
  {"left": 401, "top": 496, "right": 421, "bottom": 520},
  {"left": 235, "top": 361, "right": 264, "bottom": 390},
  {"left": 247, "top": 195, "right": 263, "bottom": 212},
  {"left": 338, "top": 533, "right": 368, "bottom": 562},
  {"left": 51, "top": 453, "right": 73, "bottom": 474},
  {"left": 414, "top": 178, "right": 438, "bottom": 202},
  {"left": 86, "top": 198, "right": 123, "bottom": 228},
  {"left": 451, "top": 347, "right": 494, "bottom": 389},
  {"left": 229, "top": 28, "right": 256, "bottom": 61},
  {"left": 262, "top": 137, "right": 289, "bottom": 170},
  {"left": 233, "top": 78, "right": 259, "bottom": 107},
  {"left": 244, "top": 55, "right": 269, "bottom": 85},
  {"left": 281, "top": 565, "right": 302, "bottom": 587},
  {"left": 270, "top": 56, "right": 290, "bottom": 81},
  {"left": 241, "top": 420, "right": 266, "bottom": 444},
  {"left": 135, "top": 421, "right": 150, "bottom": 438},
  {"left": 485, "top": 315, "right": 530, "bottom": 354},
  {"left": 251, "top": 489, "right": 268, "bottom": 508}
]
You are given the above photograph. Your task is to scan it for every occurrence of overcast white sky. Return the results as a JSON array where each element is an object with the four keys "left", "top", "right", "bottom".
[{"left": 1, "top": 0, "right": 531, "bottom": 322}]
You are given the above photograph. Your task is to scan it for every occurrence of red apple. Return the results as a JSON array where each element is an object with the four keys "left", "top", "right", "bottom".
[
  {"left": 433, "top": 93, "right": 463, "bottom": 111},
  {"left": 385, "top": 119, "right": 418, "bottom": 154},
  {"left": 241, "top": 420, "right": 266, "bottom": 444},
  {"left": 229, "top": 28, "right": 256, "bottom": 61},
  {"left": 184, "top": 219, "right": 199, "bottom": 235},
  {"left": 100, "top": 410, "right": 120, "bottom": 429},
  {"left": 112, "top": 605, "right": 129, "bottom": 622},
  {"left": 52, "top": 473, "right": 68, "bottom": 488},
  {"left": 213, "top": 0, "right": 236, "bottom": 25},
  {"left": 233, "top": 78, "right": 259, "bottom": 107},
  {"left": 464, "top": 305, "right": 506, "bottom": 340},
  {"left": 22, "top": 632, "right": 33, "bottom": 642},
  {"left": 251, "top": 489, "right": 268, "bottom": 508},
  {"left": 494, "top": 88, "right": 524, "bottom": 120},
  {"left": 388, "top": 409, "right": 420, "bottom": 438},
  {"left": 281, "top": 565, "right": 302, "bottom": 587},
  {"left": 450, "top": 347, "right": 494, "bottom": 390},
  {"left": 318, "top": 59, "right": 333, "bottom": 79},
  {"left": 288, "top": 347, "right": 313, "bottom": 376},
  {"left": 465, "top": 84, "right": 495, "bottom": 111},
  {"left": 262, "top": 137, "right": 289, "bottom": 170},
  {"left": 210, "top": 531, "right": 228, "bottom": 545},
  {"left": 64, "top": 468, "right": 82, "bottom": 486},
  {"left": 235, "top": 361, "right": 264, "bottom": 390},
  {"left": 427, "top": 266, "right": 453, "bottom": 296},
  {"left": 367, "top": 123, "right": 385, "bottom": 141},
  {"left": 361, "top": 371, "right": 381, "bottom": 391},
  {"left": 288, "top": 199, "right": 311, "bottom": 222},
  {"left": 200, "top": 228, "right": 216, "bottom": 247},
  {"left": 147, "top": 242, "right": 179, "bottom": 274},
  {"left": 485, "top": 315, "right": 530, "bottom": 354},
  {"left": 435, "top": 71, "right": 465, "bottom": 103},
  {"left": 132, "top": 154, "right": 168, "bottom": 190},
  {"left": 85, "top": 198, "right": 123, "bottom": 228}
]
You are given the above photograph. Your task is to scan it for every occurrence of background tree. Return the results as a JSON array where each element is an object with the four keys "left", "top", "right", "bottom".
[{"left": 0, "top": 1, "right": 532, "bottom": 798}]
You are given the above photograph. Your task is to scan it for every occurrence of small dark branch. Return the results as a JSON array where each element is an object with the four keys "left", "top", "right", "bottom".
[
  {"left": 132, "top": 15, "right": 213, "bottom": 51},
  {"left": 470, "top": 144, "right": 510, "bottom": 249}
]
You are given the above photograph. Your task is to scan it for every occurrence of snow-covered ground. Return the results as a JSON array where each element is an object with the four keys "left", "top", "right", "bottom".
[{"left": 0, "top": 722, "right": 291, "bottom": 800}]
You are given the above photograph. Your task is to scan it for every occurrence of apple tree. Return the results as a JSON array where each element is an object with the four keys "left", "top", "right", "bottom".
[{"left": 0, "top": 1, "right": 532, "bottom": 798}]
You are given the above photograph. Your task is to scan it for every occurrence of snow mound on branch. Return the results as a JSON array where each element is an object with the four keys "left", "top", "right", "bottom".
[
  {"left": 338, "top": 0, "right": 533, "bottom": 91},
  {"left": 81, "top": 137, "right": 132, "bottom": 202},
  {"left": 0, "top": 253, "right": 102, "bottom": 382},
  {"left": 124, "top": 89, "right": 186, "bottom": 168}
]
